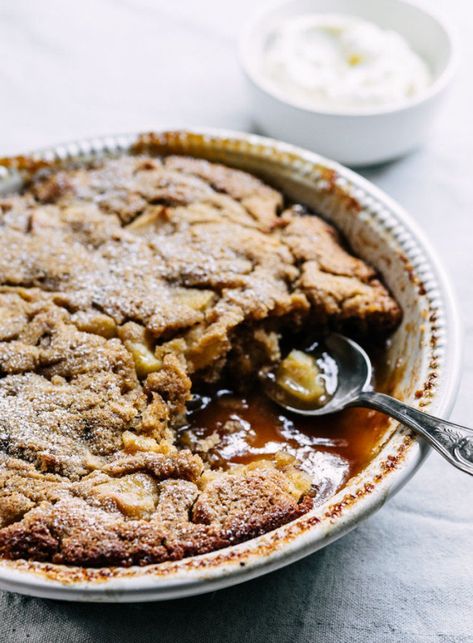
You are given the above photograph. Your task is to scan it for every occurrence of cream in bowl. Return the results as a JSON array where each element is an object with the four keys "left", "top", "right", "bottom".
[
  {"left": 240, "top": 0, "right": 456, "bottom": 166},
  {"left": 261, "top": 13, "right": 432, "bottom": 112}
]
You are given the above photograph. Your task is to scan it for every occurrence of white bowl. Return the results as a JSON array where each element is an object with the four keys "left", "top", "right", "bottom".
[
  {"left": 0, "top": 129, "right": 461, "bottom": 601},
  {"left": 239, "top": 0, "right": 456, "bottom": 166}
]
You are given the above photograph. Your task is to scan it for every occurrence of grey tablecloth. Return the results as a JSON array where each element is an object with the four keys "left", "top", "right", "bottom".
[{"left": 0, "top": 1, "right": 472, "bottom": 641}]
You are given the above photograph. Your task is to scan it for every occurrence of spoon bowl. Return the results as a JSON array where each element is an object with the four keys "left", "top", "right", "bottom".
[{"left": 261, "top": 333, "right": 372, "bottom": 415}]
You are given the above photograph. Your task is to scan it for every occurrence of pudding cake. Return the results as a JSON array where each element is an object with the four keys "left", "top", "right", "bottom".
[{"left": 0, "top": 153, "right": 401, "bottom": 566}]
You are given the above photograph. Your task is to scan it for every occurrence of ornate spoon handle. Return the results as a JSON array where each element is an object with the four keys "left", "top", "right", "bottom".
[{"left": 354, "top": 391, "right": 473, "bottom": 476}]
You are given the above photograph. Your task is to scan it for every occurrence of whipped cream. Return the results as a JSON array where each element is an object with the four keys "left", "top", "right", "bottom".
[{"left": 261, "top": 14, "right": 432, "bottom": 112}]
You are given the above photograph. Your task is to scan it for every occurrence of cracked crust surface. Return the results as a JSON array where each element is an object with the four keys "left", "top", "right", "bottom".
[{"left": 0, "top": 154, "right": 401, "bottom": 567}]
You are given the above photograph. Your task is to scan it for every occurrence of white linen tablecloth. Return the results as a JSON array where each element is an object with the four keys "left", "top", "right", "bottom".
[{"left": 0, "top": 1, "right": 471, "bottom": 640}]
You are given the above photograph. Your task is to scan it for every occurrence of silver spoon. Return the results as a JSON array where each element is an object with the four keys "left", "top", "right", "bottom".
[{"left": 261, "top": 333, "right": 473, "bottom": 477}]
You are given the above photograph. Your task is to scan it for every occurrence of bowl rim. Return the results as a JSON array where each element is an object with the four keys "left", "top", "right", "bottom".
[
  {"left": 0, "top": 128, "right": 462, "bottom": 602},
  {"left": 239, "top": 0, "right": 458, "bottom": 117}
]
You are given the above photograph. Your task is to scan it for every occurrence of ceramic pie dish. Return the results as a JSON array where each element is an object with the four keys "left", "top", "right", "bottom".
[{"left": 0, "top": 129, "right": 461, "bottom": 602}]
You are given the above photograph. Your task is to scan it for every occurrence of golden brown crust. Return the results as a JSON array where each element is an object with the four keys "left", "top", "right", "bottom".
[{"left": 0, "top": 154, "right": 401, "bottom": 566}]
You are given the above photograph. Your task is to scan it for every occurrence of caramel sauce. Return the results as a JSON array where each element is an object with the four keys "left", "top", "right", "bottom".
[
  {"left": 185, "top": 391, "right": 388, "bottom": 470},
  {"left": 180, "top": 344, "right": 392, "bottom": 501}
]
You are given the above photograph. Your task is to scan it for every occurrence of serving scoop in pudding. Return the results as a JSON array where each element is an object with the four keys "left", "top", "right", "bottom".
[{"left": 261, "top": 334, "right": 473, "bottom": 477}]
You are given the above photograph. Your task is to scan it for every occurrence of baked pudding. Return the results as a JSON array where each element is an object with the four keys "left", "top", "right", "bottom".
[{"left": 0, "top": 151, "right": 401, "bottom": 567}]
